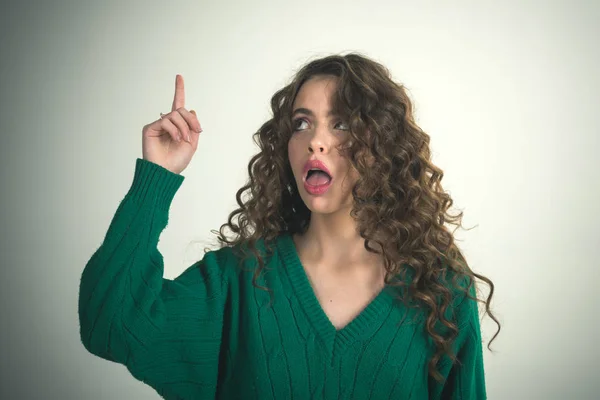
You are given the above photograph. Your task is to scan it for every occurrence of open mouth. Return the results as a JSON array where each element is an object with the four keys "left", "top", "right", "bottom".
[{"left": 305, "top": 169, "right": 332, "bottom": 186}]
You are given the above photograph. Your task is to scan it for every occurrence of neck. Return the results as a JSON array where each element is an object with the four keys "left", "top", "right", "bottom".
[{"left": 293, "top": 208, "right": 383, "bottom": 272}]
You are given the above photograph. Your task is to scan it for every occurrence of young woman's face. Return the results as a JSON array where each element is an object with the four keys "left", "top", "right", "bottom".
[{"left": 287, "top": 75, "right": 358, "bottom": 215}]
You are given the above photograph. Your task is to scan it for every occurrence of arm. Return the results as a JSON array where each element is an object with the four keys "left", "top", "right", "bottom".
[
  {"left": 429, "top": 279, "right": 487, "bottom": 400},
  {"left": 439, "top": 318, "right": 486, "bottom": 399},
  {"left": 78, "top": 158, "right": 229, "bottom": 398}
]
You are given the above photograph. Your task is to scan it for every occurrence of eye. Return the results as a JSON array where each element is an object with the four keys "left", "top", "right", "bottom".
[
  {"left": 292, "top": 118, "right": 308, "bottom": 132},
  {"left": 291, "top": 118, "right": 349, "bottom": 132},
  {"left": 335, "top": 121, "right": 350, "bottom": 131}
]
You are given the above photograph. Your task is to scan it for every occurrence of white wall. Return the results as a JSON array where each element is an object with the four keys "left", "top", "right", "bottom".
[{"left": 1, "top": 0, "right": 598, "bottom": 398}]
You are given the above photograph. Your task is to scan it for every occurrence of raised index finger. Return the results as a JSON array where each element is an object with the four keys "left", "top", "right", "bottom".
[{"left": 171, "top": 74, "right": 185, "bottom": 111}]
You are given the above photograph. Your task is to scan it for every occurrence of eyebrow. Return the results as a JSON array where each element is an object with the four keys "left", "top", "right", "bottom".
[{"left": 292, "top": 108, "right": 337, "bottom": 118}]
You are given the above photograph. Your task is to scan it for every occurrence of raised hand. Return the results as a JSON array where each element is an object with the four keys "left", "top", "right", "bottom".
[{"left": 142, "top": 74, "right": 203, "bottom": 174}]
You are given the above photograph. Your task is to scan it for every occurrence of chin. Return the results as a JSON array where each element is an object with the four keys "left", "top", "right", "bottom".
[{"left": 299, "top": 192, "right": 349, "bottom": 216}]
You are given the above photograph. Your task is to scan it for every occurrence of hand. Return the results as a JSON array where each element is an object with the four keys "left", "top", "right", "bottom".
[{"left": 141, "top": 74, "right": 203, "bottom": 174}]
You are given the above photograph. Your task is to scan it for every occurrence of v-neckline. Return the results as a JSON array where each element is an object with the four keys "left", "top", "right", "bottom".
[{"left": 276, "top": 233, "right": 394, "bottom": 356}]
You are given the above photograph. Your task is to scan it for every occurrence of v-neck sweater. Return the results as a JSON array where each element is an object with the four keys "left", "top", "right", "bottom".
[{"left": 78, "top": 158, "right": 487, "bottom": 400}]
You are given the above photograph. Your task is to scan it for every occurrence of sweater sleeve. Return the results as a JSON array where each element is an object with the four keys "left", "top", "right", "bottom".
[
  {"left": 434, "top": 282, "right": 487, "bottom": 400},
  {"left": 78, "top": 158, "right": 230, "bottom": 398}
]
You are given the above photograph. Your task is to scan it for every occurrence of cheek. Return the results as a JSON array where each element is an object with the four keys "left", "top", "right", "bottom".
[
  {"left": 287, "top": 140, "right": 295, "bottom": 161},
  {"left": 338, "top": 162, "right": 359, "bottom": 192},
  {"left": 348, "top": 167, "right": 360, "bottom": 184},
  {"left": 287, "top": 140, "right": 302, "bottom": 175}
]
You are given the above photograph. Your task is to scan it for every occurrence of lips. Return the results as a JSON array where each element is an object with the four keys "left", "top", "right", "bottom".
[
  {"left": 301, "top": 159, "right": 333, "bottom": 195},
  {"left": 302, "top": 159, "right": 333, "bottom": 181}
]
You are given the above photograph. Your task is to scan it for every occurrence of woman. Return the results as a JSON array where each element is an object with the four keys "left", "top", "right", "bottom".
[{"left": 79, "top": 53, "right": 500, "bottom": 399}]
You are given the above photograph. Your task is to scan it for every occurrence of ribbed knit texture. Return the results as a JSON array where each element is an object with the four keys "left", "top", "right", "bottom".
[{"left": 78, "top": 158, "right": 487, "bottom": 400}]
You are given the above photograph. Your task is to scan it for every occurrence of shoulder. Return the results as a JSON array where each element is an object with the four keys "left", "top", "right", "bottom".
[
  {"left": 199, "top": 235, "right": 283, "bottom": 273},
  {"left": 442, "top": 267, "right": 480, "bottom": 331}
]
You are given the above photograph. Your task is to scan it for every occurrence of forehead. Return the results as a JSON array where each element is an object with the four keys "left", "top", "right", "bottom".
[{"left": 293, "top": 76, "right": 339, "bottom": 108}]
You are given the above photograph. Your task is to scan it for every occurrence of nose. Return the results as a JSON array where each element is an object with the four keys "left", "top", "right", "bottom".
[
  {"left": 309, "top": 143, "right": 325, "bottom": 153},
  {"left": 308, "top": 128, "right": 329, "bottom": 154}
]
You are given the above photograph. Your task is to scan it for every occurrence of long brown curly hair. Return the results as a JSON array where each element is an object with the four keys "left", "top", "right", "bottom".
[{"left": 211, "top": 52, "right": 501, "bottom": 383}]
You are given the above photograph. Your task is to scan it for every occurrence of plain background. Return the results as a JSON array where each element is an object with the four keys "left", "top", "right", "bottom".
[{"left": 1, "top": 0, "right": 598, "bottom": 398}]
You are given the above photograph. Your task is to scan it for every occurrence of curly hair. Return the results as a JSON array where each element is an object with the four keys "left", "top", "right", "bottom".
[{"left": 211, "top": 52, "right": 501, "bottom": 383}]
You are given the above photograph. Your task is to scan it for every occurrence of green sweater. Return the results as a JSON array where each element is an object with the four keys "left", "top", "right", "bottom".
[{"left": 78, "top": 158, "right": 487, "bottom": 400}]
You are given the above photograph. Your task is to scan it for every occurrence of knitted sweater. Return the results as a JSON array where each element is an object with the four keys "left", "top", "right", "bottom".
[{"left": 78, "top": 158, "right": 487, "bottom": 400}]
